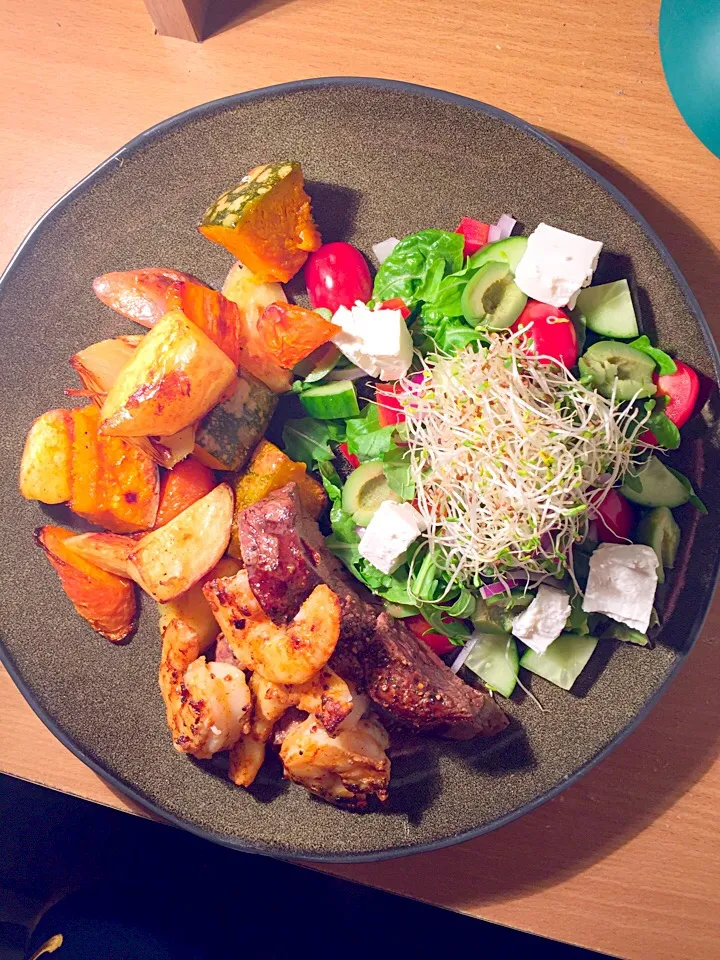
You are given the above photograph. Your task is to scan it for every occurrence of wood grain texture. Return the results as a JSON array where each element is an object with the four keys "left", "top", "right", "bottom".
[
  {"left": 0, "top": 0, "right": 718, "bottom": 956},
  {"left": 141, "top": 0, "right": 210, "bottom": 41}
]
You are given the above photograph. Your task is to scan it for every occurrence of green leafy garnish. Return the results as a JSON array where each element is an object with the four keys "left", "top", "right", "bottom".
[
  {"left": 382, "top": 446, "right": 415, "bottom": 500},
  {"left": 345, "top": 404, "right": 397, "bottom": 461},
  {"left": 644, "top": 410, "right": 681, "bottom": 449},
  {"left": 373, "top": 230, "right": 465, "bottom": 307},
  {"left": 667, "top": 466, "right": 708, "bottom": 514},
  {"left": 282, "top": 418, "right": 344, "bottom": 468},
  {"left": 628, "top": 335, "right": 677, "bottom": 376}
]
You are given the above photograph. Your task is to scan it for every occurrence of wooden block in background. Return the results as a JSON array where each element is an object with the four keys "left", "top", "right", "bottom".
[{"left": 142, "top": 0, "right": 211, "bottom": 41}]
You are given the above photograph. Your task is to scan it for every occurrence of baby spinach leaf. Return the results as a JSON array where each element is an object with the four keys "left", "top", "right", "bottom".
[{"left": 628, "top": 335, "right": 677, "bottom": 376}]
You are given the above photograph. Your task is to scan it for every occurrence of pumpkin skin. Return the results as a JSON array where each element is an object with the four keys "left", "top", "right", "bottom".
[
  {"left": 193, "top": 370, "right": 278, "bottom": 471},
  {"left": 198, "top": 162, "right": 321, "bottom": 282}
]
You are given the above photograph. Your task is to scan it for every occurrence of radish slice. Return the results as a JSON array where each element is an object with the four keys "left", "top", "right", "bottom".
[
  {"left": 372, "top": 237, "right": 400, "bottom": 264},
  {"left": 451, "top": 637, "right": 478, "bottom": 674},
  {"left": 479, "top": 579, "right": 523, "bottom": 600},
  {"left": 495, "top": 214, "right": 517, "bottom": 240},
  {"left": 325, "top": 366, "right": 367, "bottom": 381}
]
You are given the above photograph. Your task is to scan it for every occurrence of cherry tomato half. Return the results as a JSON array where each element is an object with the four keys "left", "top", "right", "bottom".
[
  {"left": 405, "top": 614, "right": 455, "bottom": 656},
  {"left": 592, "top": 489, "right": 634, "bottom": 544},
  {"left": 304, "top": 242, "right": 373, "bottom": 313},
  {"left": 511, "top": 300, "right": 578, "bottom": 368},
  {"left": 641, "top": 360, "right": 700, "bottom": 444}
]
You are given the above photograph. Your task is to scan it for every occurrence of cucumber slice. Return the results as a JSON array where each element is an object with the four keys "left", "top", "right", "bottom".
[
  {"left": 469, "top": 235, "right": 529, "bottom": 272},
  {"left": 300, "top": 380, "right": 360, "bottom": 419},
  {"left": 464, "top": 633, "right": 519, "bottom": 698},
  {"left": 342, "top": 460, "right": 399, "bottom": 525},
  {"left": 520, "top": 632, "right": 598, "bottom": 691},
  {"left": 621, "top": 456, "right": 690, "bottom": 508},
  {"left": 461, "top": 261, "right": 527, "bottom": 329},
  {"left": 578, "top": 340, "right": 656, "bottom": 400},
  {"left": 636, "top": 505, "right": 681, "bottom": 582},
  {"left": 575, "top": 279, "right": 639, "bottom": 339},
  {"left": 296, "top": 342, "right": 342, "bottom": 382}
]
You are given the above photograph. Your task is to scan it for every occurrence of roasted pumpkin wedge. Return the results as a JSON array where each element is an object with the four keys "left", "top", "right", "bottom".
[
  {"left": 257, "top": 302, "right": 341, "bottom": 369},
  {"left": 100, "top": 309, "right": 237, "bottom": 438},
  {"left": 199, "top": 162, "right": 321, "bottom": 283},
  {"left": 65, "top": 532, "right": 136, "bottom": 578},
  {"left": 157, "top": 555, "right": 242, "bottom": 644},
  {"left": 193, "top": 372, "right": 278, "bottom": 472},
  {"left": 165, "top": 280, "right": 243, "bottom": 367},
  {"left": 69, "top": 405, "right": 160, "bottom": 532},
  {"left": 93, "top": 268, "right": 205, "bottom": 328},
  {"left": 35, "top": 525, "right": 137, "bottom": 642},
  {"left": 154, "top": 456, "right": 217, "bottom": 528},
  {"left": 128, "top": 483, "right": 233, "bottom": 602},
  {"left": 19, "top": 409, "right": 74, "bottom": 504}
]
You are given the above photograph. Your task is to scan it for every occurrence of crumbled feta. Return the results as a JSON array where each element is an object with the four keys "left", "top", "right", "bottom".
[
  {"left": 511, "top": 585, "right": 571, "bottom": 654},
  {"left": 514, "top": 223, "right": 603, "bottom": 308},
  {"left": 357, "top": 500, "right": 426, "bottom": 574},
  {"left": 331, "top": 300, "right": 413, "bottom": 381},
  {"left": 582, "top": 543, "right": 658, "bottom": 633}
]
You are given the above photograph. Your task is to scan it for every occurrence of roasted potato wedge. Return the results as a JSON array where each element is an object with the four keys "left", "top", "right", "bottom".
[
  {"left": 157, "top": 555, "right": 242, "bottom": 643},
  {"left": 35, "top": 525, "right": 136, "bottom": 642},
  {"left": 128, "top": 483, "right": 233, "bottom": 602},
  {"left": 65, "top": 532, "right": 135, "bottom": 577},
  {"left": 19, "top": 409, "right": 74, "bottom": 504},
  {"left": 70, "top": 336, "right": 143, "bottom": 402},
  {"left": 100, "top": 309, "right": 237, "bottom": 438},
  {"left": 69, "top": 405, "right": 160, "bottom": 533},
  {"left": 93, "top": 269, "right": 205, "bottom": 328}
]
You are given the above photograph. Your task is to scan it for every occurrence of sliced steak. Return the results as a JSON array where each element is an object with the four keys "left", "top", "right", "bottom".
[
  {"left": 365, "top": 614, "right": 508, "bottom": 740},
  {"left": 238, "top": 482, "right": 358, "bottom": 624}
]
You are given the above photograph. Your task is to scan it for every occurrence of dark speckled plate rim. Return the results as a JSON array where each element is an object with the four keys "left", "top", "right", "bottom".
[{"left": 1, "top": 77, "right": 719, "bottom": 864}]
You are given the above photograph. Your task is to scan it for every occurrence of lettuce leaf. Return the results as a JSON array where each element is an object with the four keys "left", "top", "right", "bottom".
[
  {"left": 628, "top": 335, "right": 677, "bottom": 376},
  {"left": 373, "top": 230, "right": 465, "bottom": 307},
  {"left": 383, "top": 446, "right": 415, "bottom": 500},
  {"left": 282, "top": 418, "right": 344, "bottom": 468},
  {"left": 345, "top": 404, "right": 398, "bottom": 461}
]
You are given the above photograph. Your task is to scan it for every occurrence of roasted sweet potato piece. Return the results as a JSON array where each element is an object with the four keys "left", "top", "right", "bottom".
[
  {"left": 93, "top": 268, "right": 205, "bottom": 328},
  {"left": 19, "top": 409, "right": 74, "bottom": 504},
  {"left": 35, "top": 525, "right": 136, "bottom": 642},
  {"left": 166, "top": 281, "right": 243, "bottom": 367},
  {"left": 199, "top": 162, "right": 321, "bottom": 283},
  {"left": 153, "top": 457, "right": 216, "bottom": 528},
  {"left": 257, "top": 302, "right": 340, "bottom": 369},
  {"left": 100, "top": 309, "right": 237, "bottom": 438},
  {"left": 65, "top": 532, "right": 135, "bottom": 577},
  {"left": 69, "top": 406, "right": 160, "bottom": 532},
  {"left": 128, "top": 483, "right": 233, "bottom": 602}
]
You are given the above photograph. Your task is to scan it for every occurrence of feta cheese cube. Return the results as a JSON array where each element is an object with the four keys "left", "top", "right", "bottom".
[
  {"left": 331, "top": 301, "right": 413, "bottom": 381},
  {"left": 514, "top": 223, "right": 603, "bottom": 308},
  {"left": 511, "top": 584, "right": 571, "bottom": 654},
  {"left": 357, "top": 500, "right": 426, "bottom": 574},
  {"left": 582, "top": 543, "right": 658, "bottom": 633}
]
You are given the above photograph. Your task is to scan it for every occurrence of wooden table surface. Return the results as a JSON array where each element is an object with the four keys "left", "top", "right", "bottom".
[{"left": 2, "top": 0, "right": 719, "bottom": 956}]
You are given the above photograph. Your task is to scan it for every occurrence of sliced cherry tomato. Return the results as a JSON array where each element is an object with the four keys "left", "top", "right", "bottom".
[
  {"left": 593, "top": 489, "right": 634, "bottom": 544},
  {"left": 641, "top": 360, "right": 700, "bottom": 445},
  {"left": 337, "top": 441, "right": 360, "bottom": 470},
  {"left": 257, "top": 302, "right": 340, "bottom": 369},
  {"left": 379, "top": 297, "right": 411, "bottom": 319},
  {"left": 511, "top": 300, "right": 578, "bottom": 368},
  {"left": 455, "top": 217, "right": 490, "bottom": 256},
  {"left": 376, "top": 382, "right": 406, "bottom": 428},
  {"left": 304, "top": 242, "right": 373, "bottom": 314},
  {"left": 405, "top": 614, "right": 455, "bottom": 656}
]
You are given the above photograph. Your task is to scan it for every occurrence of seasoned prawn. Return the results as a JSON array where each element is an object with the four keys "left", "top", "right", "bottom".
[
  {"left": 280, "top": 712, "right": 391, "bottom": 809},
  {"left": 159, "top": 617, "right": 251, "bottom": 759},
  {"left": 228, "top": 667, "right": 354, "bottom": 787},
  {"left": 204, "top": 570, "right": 341, "bottom": 684}
]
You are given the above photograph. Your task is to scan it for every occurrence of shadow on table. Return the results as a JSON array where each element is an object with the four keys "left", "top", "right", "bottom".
[
  {"left": 203, "top": 0, "right": 302, "bottom": 38},
  {"left": 323, "top": 141, "right": 720, "bottom": 903}
]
